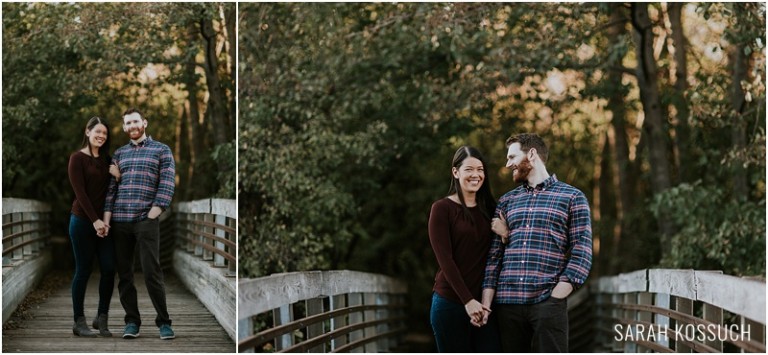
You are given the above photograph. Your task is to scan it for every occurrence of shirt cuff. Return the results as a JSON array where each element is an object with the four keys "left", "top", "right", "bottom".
[{"left": 560, "top": 274, "right": 585, "bottom": 288}]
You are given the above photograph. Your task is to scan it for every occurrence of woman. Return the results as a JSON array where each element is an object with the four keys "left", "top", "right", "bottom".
[
  {"left": 428, "top": 146, "right": 502, "bottom": 352},
  {"left": 67, "top": 116, "right": 120, "bottom": 337}
]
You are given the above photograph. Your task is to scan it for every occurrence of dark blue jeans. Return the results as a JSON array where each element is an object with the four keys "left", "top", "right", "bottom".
[
  {"left": 68, "top": 214, "right": 115, "bottom": 321},
  {"left": 430, "top": 292, "right": 502, "bottom": 353},
  {"left": 113, "top": 218, "right": 171, "bottom": 327}
]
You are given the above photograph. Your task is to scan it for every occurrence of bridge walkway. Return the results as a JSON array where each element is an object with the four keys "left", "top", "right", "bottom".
[{"left": 3, "top": 270, "right": 235, "bottom": 353}]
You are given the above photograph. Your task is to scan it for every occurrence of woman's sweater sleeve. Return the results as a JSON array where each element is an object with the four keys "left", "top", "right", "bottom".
[
  {"left": 68, "top": 154, "right": 99, "bottom": 223},
  {"left": 428, "top": 201, "right": 474, "bottom": 305}
]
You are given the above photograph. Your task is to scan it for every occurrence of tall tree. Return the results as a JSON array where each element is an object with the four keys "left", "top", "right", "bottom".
[
  {"left": 631, "top": 3, "right": 675, "bottom": 255},
  {"left": 201, "top": 15, "right": 230, "bottom": 146},
  {"left": 604, "top": 3, "right": 635, "bottom": 274},
  {"left": 667, "top": 2, "right": 693, "bottom": 183}
]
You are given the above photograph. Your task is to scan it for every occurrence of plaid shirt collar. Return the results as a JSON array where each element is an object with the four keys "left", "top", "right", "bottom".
[
  {"left": 523, "top": 174, "right": 558, "bottom": 192},
  {"left": 129, "top": 135, "right": 152, "bottom": 147}
]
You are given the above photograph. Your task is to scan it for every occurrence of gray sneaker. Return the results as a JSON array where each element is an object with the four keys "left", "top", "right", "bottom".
[
  {"left": 159, "top": 324, "right": 175, "bottom": 340},
  {"left": 123, "top": 323, "right": 140, "bottom": 339}
]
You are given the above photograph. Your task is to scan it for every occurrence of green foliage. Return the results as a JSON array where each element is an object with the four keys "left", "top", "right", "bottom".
[
  {"left": 651, "top": 181, "right": 766, "bottom": 276},
  {"left": 212, "top": 140, "right": 236, "bottom": 199}
]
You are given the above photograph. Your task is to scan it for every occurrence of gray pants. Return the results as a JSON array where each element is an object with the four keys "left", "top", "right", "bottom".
[{"left": 113, "top": 218, "right": 171, "bottom": 328}]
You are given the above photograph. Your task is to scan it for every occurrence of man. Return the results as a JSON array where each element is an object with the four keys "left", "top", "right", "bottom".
[
  {"left": 481, "top": 133, "right": 592, "bottom": 352},
  {"left": 103, "top": 108, "right": 176, "bottom": 340}
]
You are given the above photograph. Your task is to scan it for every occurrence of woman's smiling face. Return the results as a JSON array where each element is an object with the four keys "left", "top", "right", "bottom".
[
  {"left": 87, "top": 123, "right": 108, "bottom": 149},
  {"left": 453, "top": 157, "right": 485, "bottom": 194}
]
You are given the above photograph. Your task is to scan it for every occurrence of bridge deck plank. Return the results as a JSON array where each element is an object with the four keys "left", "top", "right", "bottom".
[{"left": 2, "top": 271, "right": 235, "bottom": 353}]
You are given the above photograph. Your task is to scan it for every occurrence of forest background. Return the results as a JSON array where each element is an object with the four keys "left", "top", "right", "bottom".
[
  {"left": 3, "top": 2, "right": 237, "bottom": 235},
  {"left": 239, "top": 2, "right": 765, "bottom": 342}
]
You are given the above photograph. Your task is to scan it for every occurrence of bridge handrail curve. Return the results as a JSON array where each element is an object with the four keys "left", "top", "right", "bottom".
[
  {"left": 2, "top": 198, "right": 51, "bottom": 264},
  {"left": 593, "top": 268, "right": 766, "bottom": 353},
  {"left": 239, "top": 270, "right": 407, "bottom": 353},
  {"left": 174, "top": 198, "right": 236, "bottom": 274}
]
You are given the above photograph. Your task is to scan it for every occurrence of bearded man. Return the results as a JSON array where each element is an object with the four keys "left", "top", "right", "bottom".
[
  {"left": 481, "top": 133, "right": 592, "bottom": 352},
  {"left": 103, "top": 108, "right": 176, "bottom": 340}
]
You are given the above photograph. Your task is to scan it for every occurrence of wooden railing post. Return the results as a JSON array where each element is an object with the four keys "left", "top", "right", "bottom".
[
  {"left": 25, "top": 212, "right": 35, "bottom": 256},
  {"left": 624, "top": 292, "right": 637, "bottom": 353},
  {"left": 196, "top": 213, "right": 204, "bottom": 257},
  {"left": 12, "top": 213, "right": 23, "bottom": 261},
  {"left": 273, "top": 305, "right": 293, "bottom": 351},
  {"left": 2, "top": 212, "right": 10, "bottom": 266},
  {"left": 702, "top": 302, "right": 723, "bottom": 351},
  {"left": 655, "top": 292, "right": 672, "bottom": 349},
  {"left": 330, "top": 294, "right": 348, "bottom": 351},
  {"left": 214, "top": 213, "right": 226, "bottom": 267},
  {"left": 377, "top": 293, "right": 390, "bottom": 351},
  {"left": 348, "top": 292, "right": 364, "bottom": 353},
  {"left": 307, "top": 297, "right": 326, "bottom": 352},
  {"left": 611, "top": 292, "right": 622, "bottom": 352},
  {"left": 227, "top": 217, "right": 236, "bottom": 275},
  {"left": 674, "top": 296, "right": 694, "bottom": 352},
  {"left": 238, "top": 317, "right": 253, "bottom": 353},
  {"left": 636, "top": 292, "right": 653, "bottom": 352},
  {"left": 363, "top": 293, "right": 378, "bottom": 353},
  {"left": 741, "top": 317, "right": 765, "bottom": 349}
]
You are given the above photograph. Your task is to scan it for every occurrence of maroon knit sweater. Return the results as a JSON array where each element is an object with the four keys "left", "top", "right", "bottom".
[
  {"left": 428, "top": 197, "right": 493, "bottom": 305},
  {"left": 68, "top": 151, "right": 110, "bottom": 223}
]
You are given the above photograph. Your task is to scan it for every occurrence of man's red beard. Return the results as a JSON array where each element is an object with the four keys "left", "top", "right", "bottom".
[{"left": 513, "top": 157, "right": 532, "bottom": 183}]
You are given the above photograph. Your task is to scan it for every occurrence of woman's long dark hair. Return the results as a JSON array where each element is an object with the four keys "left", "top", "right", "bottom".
[
  {"left": 80, "top": 116, "right": 111, "bottom": 162},
  {"left": 447, "top": 146, "right": 496, "bottom": 224}
]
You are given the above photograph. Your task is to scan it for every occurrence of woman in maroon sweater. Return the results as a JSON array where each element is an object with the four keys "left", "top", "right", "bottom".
[
  {"left": 67, "top": 116, "right": 120, "bottom": 337},
  {"left": 428, "top": 146, "right": 502, "bottom": 352}
]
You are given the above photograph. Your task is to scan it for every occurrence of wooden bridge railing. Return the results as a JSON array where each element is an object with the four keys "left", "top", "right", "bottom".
[
  {"left": 593, "top": 269, "right": 766, "bottom": 353},
  {"left": 173, "top": 198, "right": 237, "bottom": 340},
  {"left": 2, "top": 198, "right": 51, "bottom": 266},
  {"left": 175, "top": 198, "right": 236, "bottom": 275},
  {"left": 2, "top": 198, "right": 53, "bottom": 324},
  {"left": 238, "top": 270, "right": 408, "bottom": 353}
]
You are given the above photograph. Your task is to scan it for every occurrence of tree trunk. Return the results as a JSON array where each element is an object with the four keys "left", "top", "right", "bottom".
[
  {"left": 631, "top": 3, "right": 675, "bottom": 254},
  {"left": 596, "top": 131, "right": 616, "bottom": 277},
  {"left": 175, "top": 107, "right": 192, "bottom": 201},
  {"left": 605, "top": 3, "right": 634, "bottom": 275},
  {"left": 184, "top": 23, "right": 205, "bottom": 199},
  {"left": 200, "top": 16, "right": 230, "bottom": 146},
  {"left": 667, "top": 2, "right": 693, "bottom": 183},
  {"left": 224, "top": 4, "right": 237, "bottom": 135},
  {"left": 730, "top": 44, "right": 748, "bottom": 201}
]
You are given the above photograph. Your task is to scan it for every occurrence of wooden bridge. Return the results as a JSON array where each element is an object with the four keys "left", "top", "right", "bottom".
[
  {"left": 239, "top": 269, "right": 766, "bottom": 353},
  {"left": 2, "top": 197, "right": 236, "bottom": 353},
  {"left": 9, "top": 196, "right": 763, "bottom": 353}
]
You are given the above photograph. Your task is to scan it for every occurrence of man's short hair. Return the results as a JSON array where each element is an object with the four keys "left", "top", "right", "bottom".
[
  {"left": 123, "top": 108, "right": 144, "bottom": 120},
  {"left": 506, "top": 133, "right": 549, "bottom": 164}
]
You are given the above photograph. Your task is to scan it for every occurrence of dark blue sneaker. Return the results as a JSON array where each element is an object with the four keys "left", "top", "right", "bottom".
[
  {"left": 159, "top": 324, "right": 175, "bottom": 340},
  {"left": 123, "top": 323, "right": 140, "bottom": 339}
]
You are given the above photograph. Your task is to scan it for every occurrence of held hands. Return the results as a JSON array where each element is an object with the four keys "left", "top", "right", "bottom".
[
  {"left": 491, "top": 211, "right": 509, "bottom": 244},
  {"left": 93, "top": 219, "right": 109, "bottom": 238},
  {"left": 465, "top": 299, "right": 492, "bottom": 328}
]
